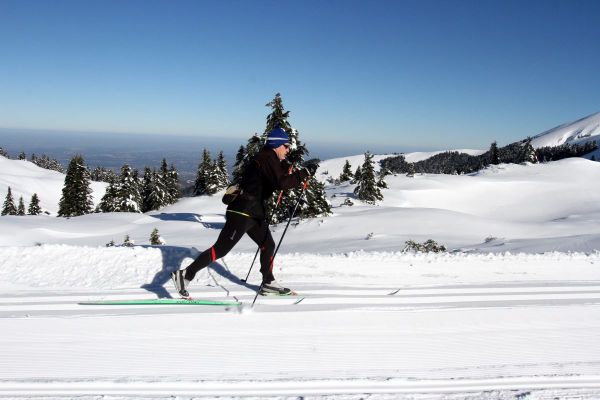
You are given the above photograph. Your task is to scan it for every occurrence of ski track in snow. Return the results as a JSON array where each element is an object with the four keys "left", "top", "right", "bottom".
[{"left": 1, "top": 246, "right": 600, "bottom": 398}]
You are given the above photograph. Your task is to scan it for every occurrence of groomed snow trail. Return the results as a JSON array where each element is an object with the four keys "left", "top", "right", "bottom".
[{"left": 1, "top": 246, "right": 600, "bottom": 398}]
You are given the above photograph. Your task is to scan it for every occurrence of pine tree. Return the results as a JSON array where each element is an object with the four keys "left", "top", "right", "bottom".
[
  {"left": 353, "top": 166, "right": 362, "bottom": 183},
  {"left": 28, "top": 193, "right": 42, "bottom": 215},
  {"left": 215, "top": 151, "right": 229, "bottom": 190},
  {"left": 232, "top": 145, "right": 247, "bottom": 185},
  {"left": 406, "top": 163, "right": 416, "bottom": 178},
  {"left": 302, "top": 177, "right": 332, "bottom": 219},
  {"left": 2, "top": 187, "right": 17, "bottom": 216},
  {"left": 17, "top": 196, "right": 25, "bottom": 215},
  {"left": 194, "top": 149, "right": 219, "bottom": 196},
  {"left": 150, "top": 228, "right": 164, "bottom": 245},
  {"left": 377, "top": 168, "right": 389, "bottom": 189},
  {"left": 144, "top": 170, "right": 168, "bottom": 211},
  {"left": 98, "top": 175, "right": 120, "bottom": 212},
  {"left": 116, "top": 164, "right": 142, "bottom": 213},
  {"left": 0, "top": 147, "right": 8, "bottom": 158},
  {"left": 490, "top": 141, "right": 500, "bottom": 165},
  {"left": 339, "top": 160, "right": 354, "bottom": 182},
  {"left": 58, "top": 155, "right": 94, "bottom": 217},
  {"left": 354, "top": 152, "right": 383, "bottom": 204},
  {"left": 123, "top": 234, "right": 134, "bottom": 247},
  {"left": 18, "top": 151, "right": 26, "bottom": 160},
  {"left": 167, "top": 164, "right": 181, "bottom": 204},
  {"left": 522, "top": 138, "right": 538, "bottom": 163}
]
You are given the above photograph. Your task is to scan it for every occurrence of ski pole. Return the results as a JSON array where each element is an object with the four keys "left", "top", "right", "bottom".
[
  {"left": 241, "top": 164, "right": 293, "bottom": 283},
  {"left": 252, "top": 180, "right": 309, "bottom": 307}
]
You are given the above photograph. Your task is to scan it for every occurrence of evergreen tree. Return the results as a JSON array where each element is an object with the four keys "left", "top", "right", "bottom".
[
  {"left": 406, "top": 163, "right": 416, "bottom": 177},
  {"left": 98, "top": 175, "right": 120, "bottom": 212},
  {"left": 194, "top": 149, "right": 219, "bottom": 196},
  {"left": 17, "top": 196, "right": 25, "bottom": 215},
  {"left": 522, "top": 138, "right": 538, "bottom": 163},
  {"left": 150, "top": 228, "right": 164, "bottom": 245},
  {"left": 0, "top": 147, "right": 8, "bottom": 158},
  {"left": 117, "top": 164, "right": 142, "bottom": 212},
  {"left": 18, "top": 151, "right": 26, "bottom": 160},
  {"left": 354, "top": 152, "right": 383, "bottom": 204},
  {"left": 2, "top": 187, "right": 17, "bottom": 216},
  {"left": 377, "top": 168, "right": 389, "bottom": 189},
  {"left": 123, "top": 234, "right": 134, "bottom": 247},
  {"left": 339, "top": 160, "right": 354, "bottom": 182},
  {"left": 28, "top": 193, "right": 42, "bottom": 215},
  {"left": 144, "top": 170, "right": 168, "bottom": 211},
  {"left": 232, "top": 145, "right": 247, "bottom": 184},
  {"left": 353, "top": 166, "right": 362, "bottom": 183},
  {"left": 90, "top": 167, "right": 116, "bottom": 183},
  {"left": 58, "top": 155, "right": 94, "bottom": 217},
  {"left": 302, "top": 177, "right": 332, "bottom": 219},
  {"left": 167, "top": 164, "right": 181, "bottom": 204},
  {"left": 215, "top": 151, "right": 229, "bottom": 190},
  {"left": 490, "top": 141, "right": 500, "bottom": 165}
]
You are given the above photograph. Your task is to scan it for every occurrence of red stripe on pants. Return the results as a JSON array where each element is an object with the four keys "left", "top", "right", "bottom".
[{"left": 211, "top": 246, "right": 216, "bottom": 262}]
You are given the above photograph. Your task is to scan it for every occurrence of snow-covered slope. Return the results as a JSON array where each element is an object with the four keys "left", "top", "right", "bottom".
[
  {"left": 530, "top": 111, "right": 600, "bottom": 149},
  {"left": 0, "top": 155, "right": 107, "bottom": 215},
  {"left": 3, "top": 152, "right": 600, "bottom": 398}
]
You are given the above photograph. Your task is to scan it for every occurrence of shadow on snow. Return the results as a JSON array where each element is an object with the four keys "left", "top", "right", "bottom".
[
  {"left": 139, "top": 245, "right": 258, "bottom": 298},
  {"left": 149, "top": 212, "right": 225, "bottom": 229}
]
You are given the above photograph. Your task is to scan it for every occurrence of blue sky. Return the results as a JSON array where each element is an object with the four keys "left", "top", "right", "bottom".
[{"left": 1, "top": 0, "right": 600, "bottom": 151}]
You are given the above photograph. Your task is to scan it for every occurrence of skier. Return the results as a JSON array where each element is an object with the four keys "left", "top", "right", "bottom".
[{"left": 171, "top": 127, "right": 318, "bottom": 297}]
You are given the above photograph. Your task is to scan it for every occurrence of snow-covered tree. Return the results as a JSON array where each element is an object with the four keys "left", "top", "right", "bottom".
[
  {"left": 302, "top": 177, "right": 332, "bottom": 219},
  {"left": 143, "top": 169, "right": 168, "bottom": 212},
  {"left": 377, "top": 167, "right": 389, "bottom": 189},
  {"left": 150, "top": 228, "right": 165, "bottom": 245},
  {"left": 90, "top": 166, "right": 116, "bottom": 183},
  {"left": 167, "top": 164, "right": 181, "bottom": 204},
  {"left": 231, "top": 145, "right": 247, "bottom": 185},
  {"left": 352, "top": 166, "right": 362, "bottom": 183},
  {"left": 123, "top": 235, "right": 134, "bottom": 247},
  {"left": 354, "top": 152, "right": 383, "bottom": 204},
  {"left": 18, "top": 151, "right": 26, "bottom": 160},
  {"left": 2, "top": 187, "right": 17, "bottom": 216},
  {"left": 0, "top": 147, "right": 8, "bottom": 158},
  {"left": 339, "top": 160, "right": 354, "bottom": 182},
  {"left": 58, "top": 155, "right": 94, "bottom": 217},
  {"left": 98, "top": 176, "right": 119, "bottom": 212},
  {"left": 17, "top": 196, "right": 25, "bottom": 215},
  {"left": 522, "top": 138, "right": 538, "bottom": 163},
  {"left": 116, "top": 164, "right": 142, "bottom": 213},
  {"left": 215, "top": 151, "right": 229, "bottom": 190},
  {"left": 193, "top": 149, "right": 219, "bottom": 196},
  {"left": 28, "top": 193, "right": 42, "bottom": 215}
]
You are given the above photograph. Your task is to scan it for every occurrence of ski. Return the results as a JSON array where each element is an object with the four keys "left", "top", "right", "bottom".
[
  {"left": 79, "top": 298, "right": 241, "bottom": 306},
  {"left": 258, "top": 290, "right": 298, "bottom": 297}
]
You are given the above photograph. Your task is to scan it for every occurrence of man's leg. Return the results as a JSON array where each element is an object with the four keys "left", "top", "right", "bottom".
[
  {"left": 184, "top": 212, "right": 253, "bottom": 281},
  {"left": 246, "top": 219, "right": 276, "bottom": 284}
]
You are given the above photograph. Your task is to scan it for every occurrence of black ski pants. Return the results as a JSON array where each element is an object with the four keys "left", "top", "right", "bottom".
[{"left": 184, "top": 211, "right": 276, "bottom": 283}]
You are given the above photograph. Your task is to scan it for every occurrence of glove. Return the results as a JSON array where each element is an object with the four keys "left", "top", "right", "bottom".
[{"left": 302, "top": 160, "right": 319, "bottom": 176}]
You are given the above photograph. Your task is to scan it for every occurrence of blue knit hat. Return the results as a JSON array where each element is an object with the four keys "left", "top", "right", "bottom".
[{"left": 265, "top": 127, "right": 290, "bottom": 149}]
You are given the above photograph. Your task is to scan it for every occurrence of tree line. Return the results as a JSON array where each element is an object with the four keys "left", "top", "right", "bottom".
[{"left": 380, "top": 138, "right": 597, "bottom": 175}]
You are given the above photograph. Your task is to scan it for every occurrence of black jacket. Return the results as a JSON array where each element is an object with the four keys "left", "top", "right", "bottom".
[{"left": 228, "top": 148, "right": 309, "bottom": 219}]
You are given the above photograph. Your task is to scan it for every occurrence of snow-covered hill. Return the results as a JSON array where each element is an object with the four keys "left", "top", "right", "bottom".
[
  {"left": 531, "top": 111, "right": 600, "bottom": 149},
  {"left": 3, "top": 150, "right": 600, "bottom": 398},
  {"left": 0, "top": 155, "right": 107, "bottom": 215}
]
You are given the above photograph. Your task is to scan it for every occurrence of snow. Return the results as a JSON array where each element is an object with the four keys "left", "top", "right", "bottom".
[
  {"left": 2, "top": 152, "right": 600, "bottom": 398},
  {"left": 530, "top": 110, "right": 600, "bottom": 149},
  {"left": 0, "top": 156, "right": 107, "bottom": 215}
]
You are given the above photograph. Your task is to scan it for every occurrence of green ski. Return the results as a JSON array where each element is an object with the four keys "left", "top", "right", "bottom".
[{"left": 79, "top": 298, "right": 241, "bottom": 306}]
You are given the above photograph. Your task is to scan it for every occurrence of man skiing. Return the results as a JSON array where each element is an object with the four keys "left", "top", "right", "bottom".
[{"left": 171, "top": 127, "right": 318, "bottom": 297}]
